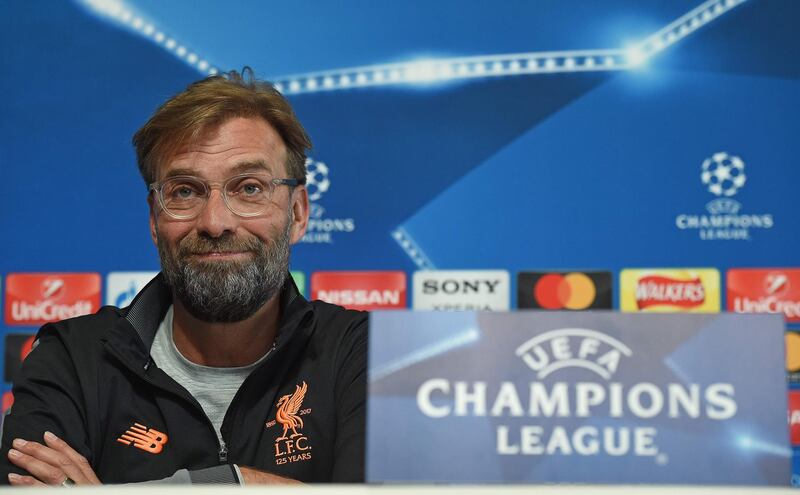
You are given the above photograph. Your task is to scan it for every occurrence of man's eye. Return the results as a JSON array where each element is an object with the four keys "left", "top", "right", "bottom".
[
  {"left": 239, "top": 182, "right": 263, "bottom": 196},
  {"left": 170, "top": 185, "right": 200, "bottom": 199}
]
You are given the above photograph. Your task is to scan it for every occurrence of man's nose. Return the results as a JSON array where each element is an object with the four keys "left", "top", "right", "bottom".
[{"left": 194, "top": 190, "right": 237, "bottom": 238}]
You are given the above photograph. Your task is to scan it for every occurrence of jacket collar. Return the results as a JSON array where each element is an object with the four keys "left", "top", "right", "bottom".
[{"left": 107, "top": 272, "right": 311, "bottom": 369}]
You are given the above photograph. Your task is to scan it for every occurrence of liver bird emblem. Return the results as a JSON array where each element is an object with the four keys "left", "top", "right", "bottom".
[{"left": 276, "top": 381, "right": 307, "bottom": 440}]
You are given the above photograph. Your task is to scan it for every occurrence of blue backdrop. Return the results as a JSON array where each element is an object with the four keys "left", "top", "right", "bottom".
[{"left": 1, "top": 0, "right": 798, "bottom": 484}]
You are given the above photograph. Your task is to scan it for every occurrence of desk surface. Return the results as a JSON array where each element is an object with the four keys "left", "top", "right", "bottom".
[{"left": 3, "top": 485, "right": 796, "bottom": 494}]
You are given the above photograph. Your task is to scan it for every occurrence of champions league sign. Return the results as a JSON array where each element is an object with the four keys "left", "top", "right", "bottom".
[{"left": 366, "top": 312, "right": 790, "bottom": 484}]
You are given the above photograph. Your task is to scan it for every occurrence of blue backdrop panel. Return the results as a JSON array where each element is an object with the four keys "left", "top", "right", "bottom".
[{"left": 1, "top": 0, "right": 798, "bottom": 483}]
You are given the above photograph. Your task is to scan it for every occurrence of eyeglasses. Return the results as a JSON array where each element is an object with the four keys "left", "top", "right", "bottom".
[{"left": 149, "top": 173, "right": 305, "bottom": 220}]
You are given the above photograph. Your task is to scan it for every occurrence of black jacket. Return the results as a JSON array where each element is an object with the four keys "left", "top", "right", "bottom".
[{"left": 0, "top": 274, "right": 368, "bottom": 484}]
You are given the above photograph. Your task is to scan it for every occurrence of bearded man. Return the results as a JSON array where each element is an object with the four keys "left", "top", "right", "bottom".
[{"left": 0, "top": 69, "right": 367, "bottom": 485}]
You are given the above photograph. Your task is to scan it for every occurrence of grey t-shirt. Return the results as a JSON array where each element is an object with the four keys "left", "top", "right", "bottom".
[{"left": 149, "top": 305, "right": 271, "bottom": 445}]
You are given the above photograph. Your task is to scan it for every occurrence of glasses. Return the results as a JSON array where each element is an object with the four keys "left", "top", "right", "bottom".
[{"left": 150, "top": 173, "right": 305, "bottom": 220}]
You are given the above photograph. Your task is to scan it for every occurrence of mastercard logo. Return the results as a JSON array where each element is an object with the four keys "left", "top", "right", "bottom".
[
  {"left": 518, "top": 271, "right": 612, "bottom": 310},
  {"left": 534, "top": 273, "right": 596, "bottom": 310}
]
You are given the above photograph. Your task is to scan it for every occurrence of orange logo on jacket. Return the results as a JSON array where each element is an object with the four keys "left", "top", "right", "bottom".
[
  {"left": 116, "top": 423, "right": 168, "bottom": 454},
  {"left": 266, "top": 382, "right": 313, "bottom": 465}
]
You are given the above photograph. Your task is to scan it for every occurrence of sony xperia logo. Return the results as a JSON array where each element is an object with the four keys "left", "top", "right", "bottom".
[{"left": 413, "top": 271, "right": 510, "bottom": 311}]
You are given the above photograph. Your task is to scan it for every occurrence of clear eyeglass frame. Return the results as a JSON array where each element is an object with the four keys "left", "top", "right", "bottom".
[{"left": 149, "top": 173, "right": 305, "bottom": 220}]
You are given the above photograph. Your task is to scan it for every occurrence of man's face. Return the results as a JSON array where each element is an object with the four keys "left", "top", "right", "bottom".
[{"left": 149, "top": 117, "right": 309, "bottom": 322}]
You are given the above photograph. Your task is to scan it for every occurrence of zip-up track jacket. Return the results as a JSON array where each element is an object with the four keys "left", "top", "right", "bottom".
[{"left": 0, "top": 274, "right": 368, "bottom": 484}]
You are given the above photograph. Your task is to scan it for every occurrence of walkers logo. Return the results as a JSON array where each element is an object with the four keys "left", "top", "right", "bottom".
[
  {"left": 4, "top": 334, "right": 36, "bottom": 383},
  {"left": 517, "top": 272, "right": 612, "bottom": 310},
  {"left": 674, "top": 152, "right": 774, "bottom": 241},
  {"left": 516, "top": 329, "right": 632, "bottom": 380},
  {"left": 312, "top": 271, "right": 406, "bottom": 310},
  {"left": 413, "top": 270, "right": 509, "bottom": 311},
  {"left": 789, "top": 391, "right": 800, "bottom": 446},
  {"left": 4, "top": 273, "right": 101, "bottom": 325},
  {"left": 105, "top": 272, "right": 157, "bottom": 307},
  {"left": 116, "top": 423, "right": 168, "bottom": 454},
  {"left": 620, "top": 269, "right": 720, "bottom": 313},
  {"left": 300, "top": 158, "right": 357, "bottom": 244},
  {"left": 265, "top": 382, "right": 313, "bottom": 465},
  {"left": 727, "top": 269, "right": 800, "bottom": 323}
]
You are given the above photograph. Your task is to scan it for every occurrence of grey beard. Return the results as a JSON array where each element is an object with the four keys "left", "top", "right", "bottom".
[{"left": 157, "top": 216, "right": 292, "bottom": 323}]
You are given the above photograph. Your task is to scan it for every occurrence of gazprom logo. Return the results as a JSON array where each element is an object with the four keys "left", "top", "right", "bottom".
[{"left": 515, "top": 328, "right": 632, "bottom": 380}]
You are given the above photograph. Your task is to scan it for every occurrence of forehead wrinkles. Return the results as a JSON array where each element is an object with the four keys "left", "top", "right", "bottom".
[{"left": 165, "top": 120, "right": 288, "bottom": 174}]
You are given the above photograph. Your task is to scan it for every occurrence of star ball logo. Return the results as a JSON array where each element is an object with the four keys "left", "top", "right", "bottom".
[
  {"left": 415, "top": 328, "right": 737, "bottom": 461},
  {"left": 517, "top": 272, "right": 612, "bottom": 310},
  {"left": 675, "top": 152, "right": 774, "bottom": 241},
  {"left": 300, "top": 157, "right": 356, "bottom": 244}
]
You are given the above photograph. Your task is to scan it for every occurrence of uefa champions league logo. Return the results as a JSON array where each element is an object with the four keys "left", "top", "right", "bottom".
[
  {"left": 674, "top": 151, "right": 772, "bottom": 241},
  {"left": 300, "top": 158, "right": 356, "bottom": 244},
  {"left": 305, "top": 158, "right": 330, "bottom": 202},
  {"left": 700, "top": 152, "right": 746, "bottom": 197}
]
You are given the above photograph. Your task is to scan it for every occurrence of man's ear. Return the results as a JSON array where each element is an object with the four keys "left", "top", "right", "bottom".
[
  {"left": 148, "top": 193, "right": 158, "bottom": 246},
  {"left": 289, "top": 186, "right": 309, "bottom": 245}
]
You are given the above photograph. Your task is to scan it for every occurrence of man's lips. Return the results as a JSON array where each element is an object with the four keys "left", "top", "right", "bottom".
[{"left": 188, "top": 251, "right": 253, "bottom": 260}]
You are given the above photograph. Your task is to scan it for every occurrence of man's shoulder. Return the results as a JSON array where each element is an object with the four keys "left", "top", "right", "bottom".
[
  {"left": 308, "top": 299, "right": 368, "bottom": 329},
  {"left": 40, "top": 305, "right": 127, "bottom": 344}
]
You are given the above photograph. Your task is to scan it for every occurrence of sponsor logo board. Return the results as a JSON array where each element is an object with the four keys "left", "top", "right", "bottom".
[
  {"left": 413, "top": 270, "right": 509, "bottom": 311},
  {"left": 620, "top": 269, "right": 720, "bottom": 313},
  {"left": 2, "top": 391, "right": 13, "bottom": 415},
  {"left": 105, "top": 271, "right": 158, "bottom": 307},
  {"left": 727, "top": 269, "right": 800, "bottom": 323},
  {"left": 790, "top": 391, "right": 800, "bottom": 446},
  {"left": 786, "top": 331, "right": 800, "bottom": 384},
  {"left": 290, "top": 271, "right": 306, "bottom": 297},
  {"left": 4, "top": 273, "right": 101, "bottom": 325},
  {"left": 311, "top": 271, "right": 406, "bottom": 311},
  {"left": 4, "top": 333, "right": 36, "bottom": 383},
  {"left": 517, "top": 271, "right": 612, "bottom": 310}
]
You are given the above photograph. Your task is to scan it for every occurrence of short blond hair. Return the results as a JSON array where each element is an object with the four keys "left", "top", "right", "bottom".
[{"left": 133, "top": 68, "right": 311, "bottom": 185}]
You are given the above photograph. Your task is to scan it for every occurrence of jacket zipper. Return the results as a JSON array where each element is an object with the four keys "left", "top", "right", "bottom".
[
  {"left": 109, "top": 352, "right": 232, "bottom": 465},
  {"left": 218, "top": 441, "right": 228, "bottom": 463}
]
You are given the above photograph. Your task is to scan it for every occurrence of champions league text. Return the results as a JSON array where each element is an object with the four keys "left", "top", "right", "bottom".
[{"left": 416, "top": 379, "right": 737, "bottom": 457}]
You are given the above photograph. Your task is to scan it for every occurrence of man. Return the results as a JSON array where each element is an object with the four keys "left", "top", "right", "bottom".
[{"left": 0, "top": 69, "right": 367, "bottom": 485}]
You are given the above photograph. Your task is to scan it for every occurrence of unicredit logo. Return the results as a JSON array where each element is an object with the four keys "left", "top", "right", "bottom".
[
  {"left": 635, "top": 275, "right": 705, "bottom": 310},
  {"left": 311, "top": 271, "right": 406, "bottom": 311},
  {"left": 727, "top": 269, "right": 800, "bottom": 323},
  {"left": 4, "top": 273, "right": 101, "bottom": 326},
  {"left": 40, "top": 278, "right": 65, "bottom": 299}
]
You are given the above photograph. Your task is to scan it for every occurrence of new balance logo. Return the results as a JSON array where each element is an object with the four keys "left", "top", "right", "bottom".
[{"left": 116, "top": 423, "right": 168, "bottom": 454}]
